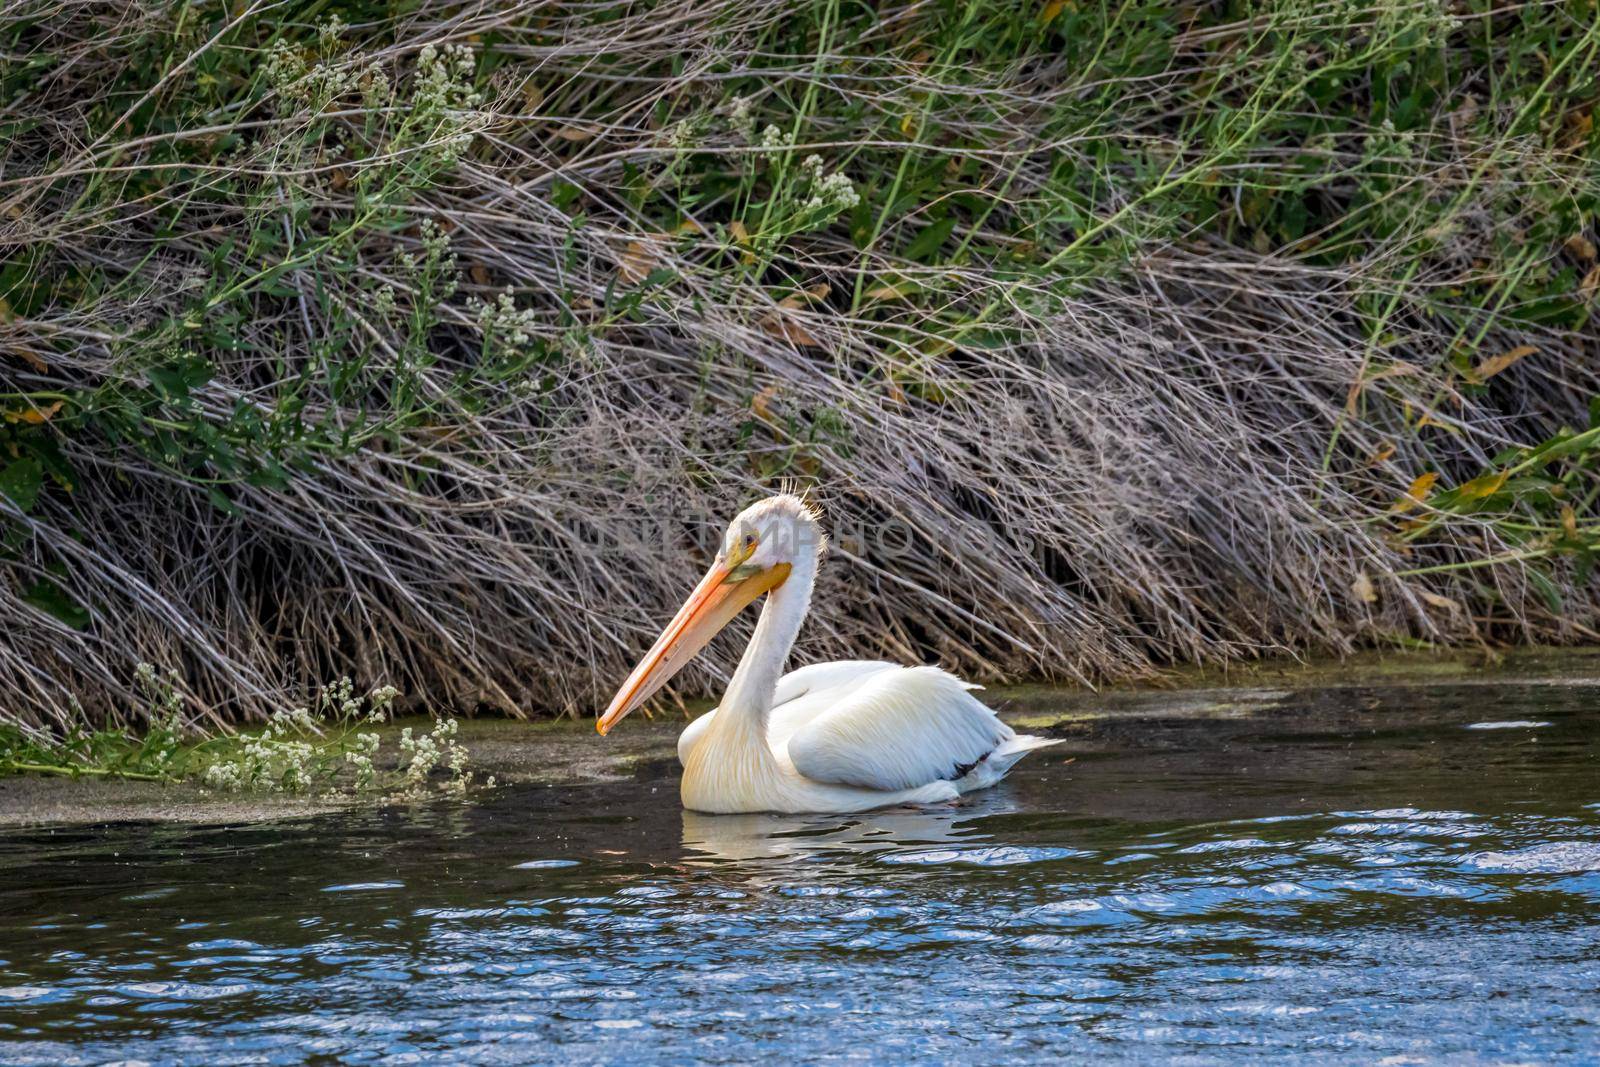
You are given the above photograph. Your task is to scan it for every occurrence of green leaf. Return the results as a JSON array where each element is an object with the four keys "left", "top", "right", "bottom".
[
  {"left": 1527, "top": 569, "right": 1563, "bottom": 615},
  {"left": 0, "top": 458, "right": 42, "bottom": 512},
  {"left": 207, "top": 487, "right": 241, "bottom": 516},
  {"left": 904, "top": 217, "right": 957, "bottom": 262},
  {"left": 550, "top": 181, "right": 582, "bottom": 210},
  {"left": 23, "top": 579, "right": 90, "bottom": 629},
  {"left": 147, "top": 366, "right": 190, "bottom": 400}
]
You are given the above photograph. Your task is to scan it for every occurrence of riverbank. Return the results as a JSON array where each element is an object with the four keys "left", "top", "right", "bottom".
[
  {"left": 6, "top": 0, "right": 1598, "bottom": 737},
  {"left": 3, "top": 646, "right": 1596, "bottom": 829}
]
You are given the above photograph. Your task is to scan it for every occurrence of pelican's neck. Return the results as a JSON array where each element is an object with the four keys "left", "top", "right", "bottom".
[{"left": 717, "top": 551, "right": 816, "bottom": 743}]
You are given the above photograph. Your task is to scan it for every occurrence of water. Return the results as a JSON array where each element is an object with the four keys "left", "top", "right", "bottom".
[{"left": 2, "top": 680, "right": 1598, "bottom": 1063}]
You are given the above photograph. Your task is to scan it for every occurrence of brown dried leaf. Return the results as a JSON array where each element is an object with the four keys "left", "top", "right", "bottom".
[
  {"left": 1565, "top": 233, "right": 1598, "bottom": 261},
  {"left": 759, "top": 311, "right": 820, "bottom": 348},
  {"left": 1472, "top": 344, "right": 1535, "bottom": 382},
  {"left": 1419, "top": 591, "right": 1460, "bottom": 613},
  {"left": 1582, "top": 264, "right": 1600, "bottom": 301},
  {"left": 618, "top": 240, "right": 657, "bottom": 284},
  {"left": 553, "top": 124, "right": 597, "bottom": 142},
  {"left": 1352, "top": 572, "right": 1378, "bottom": 604}
]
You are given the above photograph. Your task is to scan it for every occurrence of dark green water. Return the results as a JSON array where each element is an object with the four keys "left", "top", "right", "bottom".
[{"left": 1, "top": 681, "right": 1598, "bottom": 1064}]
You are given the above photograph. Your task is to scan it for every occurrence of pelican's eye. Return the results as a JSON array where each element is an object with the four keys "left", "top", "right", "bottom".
[{"left": 725, "top": 530, "right": 760, "bottom": 574}]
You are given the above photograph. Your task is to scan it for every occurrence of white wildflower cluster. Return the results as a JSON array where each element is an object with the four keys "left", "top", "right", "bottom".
[
  {"left": 269, "top": 704, "right": 320, "bottom": 736},
  {"left": 800, "top": 154, "right": 860, "bottom": 214},
  {"left": 394, "top": 44, "right": 483, "bottom": 169},
  {"left": 397, "top": 718, "right": 485, "bottom": 800},
  {"left": 197, "top": 680, "right": 401, "bottom": 796},
  {"left": 793, "top": 153, "right": 857, "bottom": 215},
  {"left": 316, "top": 13, "right": 347, "bottom": 51},
  {"left": 202, "top": 725, "right": 317, "bottom": 793},
  {"left": 265, "top": 25, "right": 361, "bottom": 113},
  {"left": 359, "top": 63, "right": 392, "bottom": 111},
  {"left": 664, "top": 118, "right": 699, "bottom": 151},
  {"left": 759, "top": 124, "right": 792, "bottom": 151},
  {"left": 372, "top": 284, "right": 398, "bottom": 320},
  {"left": 397, "top": 219, "right": 460, "bottom": 299},
  {"left": 132, "top": 662, "right": 186, "bottom": 770},
  {"left": 134, "top": 662, "right": 184, "bottom": 723},
  {"left": 721, "top": 94, "right": 755, "bottom": 136},
  {"left": 367, "top": 685, "right": 399, "bottom": 723},
  {"left": 413, "top": 44, "right": 482, "bottom": 115},
  {"left": 317, "top": 675, "right": 362, "bottom": 721},
  {"left": 344, "top": 730, "right": 382, "bottom": 789},
  {"left": 475, "top": 289, "right": 541, "bottom": 349}
]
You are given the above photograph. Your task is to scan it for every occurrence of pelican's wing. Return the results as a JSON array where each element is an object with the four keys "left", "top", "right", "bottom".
[
  {"left": 677, "top": 660, "right": 898, "bottom": 766},
  {"left": 784, "top": 665, "right": 1014, "bottom": 791}
]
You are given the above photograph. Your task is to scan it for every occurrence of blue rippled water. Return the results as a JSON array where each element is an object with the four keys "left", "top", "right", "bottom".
[{"left": 1, "top": 681, "right": 1597, "bottom": 1063}]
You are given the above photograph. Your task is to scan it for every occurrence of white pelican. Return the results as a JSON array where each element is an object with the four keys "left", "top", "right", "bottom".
[{"left": 597, "top": 494, "right": 1058, "bottom": 814}]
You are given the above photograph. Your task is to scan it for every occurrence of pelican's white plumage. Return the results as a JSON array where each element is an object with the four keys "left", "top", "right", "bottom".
[{"left": 598, "top": 495, "right": 1059, "bottom": 814}]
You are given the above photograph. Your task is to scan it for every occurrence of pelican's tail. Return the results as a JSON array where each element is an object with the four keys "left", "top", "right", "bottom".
[{"left": 957, "top": 733, "right": 1063, "bottom": 793}]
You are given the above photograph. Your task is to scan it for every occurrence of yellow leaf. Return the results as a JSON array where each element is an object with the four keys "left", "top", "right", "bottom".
[
  {"left": 1365, "top": 442, "right": 1396, "bottom": 467},
  {"left": 617, "top": 240, "right": 657, "bottom": 284},
  {"left": 1042, "top": 0, "right": 1065, "bottom": 19},
  {"left": 553, "top": 125, "right": 597, "bottom": 142},
  {"left": 899, "top": 113, "right": 918, "bottom": 137},
  {"left": 5, "top": 401, "right": 62, "bottom": 425},
  {"left": 1393, "top": 471, "right": 1437, "bottom": 513},
  {"left": 1563, "top": 504, "right": 1578, "bottom": 540},
  {"left": 1472, "top": 344, "right": 1535, "bottom": 382},
  {"left": 751, "top": 384, "right": 778, "bottom": 422},
  {"left": 726, "top": 220, "right": 756, "bottom": 265},
  {"left": 1351, "top": 572, "right": 1377, "bottom": 604},
  {"left": 804, "top": 283, "right": 831, "bottom": 302},
  {"left": 0, "top": 297, "right": 12, "bottom": 324},
  {"left": 867, "top": 284, "right": 909, "bottom": 302},
  {"left": 1458, "top": 470, "right": 1509, "bottom": 500},
  {"left": 1345, "top": 361, "right": 1420, "bottom": 413},
  {"left": 676, "top": 218, "right": 704, "bottom": 235}
]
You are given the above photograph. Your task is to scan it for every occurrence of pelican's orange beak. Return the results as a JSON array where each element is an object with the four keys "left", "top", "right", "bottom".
[{"left": 597, "top": 558, "right": 791, "bottom": 735}]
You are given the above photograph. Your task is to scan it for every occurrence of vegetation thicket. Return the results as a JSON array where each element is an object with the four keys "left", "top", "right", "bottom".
[{"left": 2, "top": 0, "right": 1598, "bottom": 740}]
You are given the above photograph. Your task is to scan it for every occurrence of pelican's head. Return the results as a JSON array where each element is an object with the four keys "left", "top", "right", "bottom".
[{"left": 597, "top": 494, "right": 825, "bottom": 735}]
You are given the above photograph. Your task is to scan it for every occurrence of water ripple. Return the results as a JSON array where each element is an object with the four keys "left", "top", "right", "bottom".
[{"left": 879, "top": 845, "right": 1087, "bottom": 867}]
